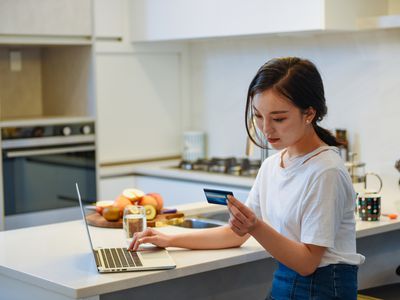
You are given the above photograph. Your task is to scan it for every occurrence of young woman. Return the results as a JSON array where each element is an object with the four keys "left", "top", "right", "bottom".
[{"left": 129, "top": 57, "right": 364, "bottom": 299}]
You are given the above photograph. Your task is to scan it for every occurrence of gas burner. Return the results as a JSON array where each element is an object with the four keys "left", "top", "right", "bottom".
[{"left": 178, "top": 157, "right": 261, "bottom": 177}]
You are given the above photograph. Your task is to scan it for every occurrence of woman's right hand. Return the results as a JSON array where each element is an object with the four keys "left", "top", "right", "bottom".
[{"left": 128, "top": 227, "right": 172, "bottom": 251}]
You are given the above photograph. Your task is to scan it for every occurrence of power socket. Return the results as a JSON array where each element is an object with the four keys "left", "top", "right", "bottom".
[{"left": 9, "top": 51, "right": 22, "bottom": 72}]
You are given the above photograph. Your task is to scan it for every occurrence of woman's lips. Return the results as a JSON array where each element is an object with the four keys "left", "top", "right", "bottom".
[{"left": 267, "top": 137, "right": 280, "bottom": 144}]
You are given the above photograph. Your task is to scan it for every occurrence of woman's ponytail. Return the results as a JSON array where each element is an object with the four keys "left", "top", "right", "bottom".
[{"left": 313, "top": 124, "right": 341, "bottom": 147}]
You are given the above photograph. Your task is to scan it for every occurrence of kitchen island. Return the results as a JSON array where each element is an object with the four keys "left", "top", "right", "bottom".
[{"left": 1, "top": 203, "right": 400, "bottom": 300}]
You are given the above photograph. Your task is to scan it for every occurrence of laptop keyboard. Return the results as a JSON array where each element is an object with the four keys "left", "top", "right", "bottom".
[{"left": 99, "top": 248, "right": 143, "bottom": 269}]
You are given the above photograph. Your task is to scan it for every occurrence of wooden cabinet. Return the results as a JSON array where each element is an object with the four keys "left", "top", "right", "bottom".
[
  {"left": 95, "top": 52, "right": 182, "bottom": 164},
  {"left": 0, "top": 0, "right": 92, "bottom": 38},
  {"left": 0, "top": 45, "right": 94, "bottom": 120},
  {"left": 131, "top": 0, "right": 388, "bottom": 42}
]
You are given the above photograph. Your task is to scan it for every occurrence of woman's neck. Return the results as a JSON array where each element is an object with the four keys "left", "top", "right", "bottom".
[{"left": 285, "top": 128, "right": 326, "bottom": 159}]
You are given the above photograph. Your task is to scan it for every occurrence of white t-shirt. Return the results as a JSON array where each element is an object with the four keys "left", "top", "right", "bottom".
[{"left": 246, "top": 146, "right": 365, "bottom": 267}]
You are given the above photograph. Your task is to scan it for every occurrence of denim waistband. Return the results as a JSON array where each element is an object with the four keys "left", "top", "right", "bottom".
[{"left": 277, "top": 262, "right": 358, "bottom": 277}]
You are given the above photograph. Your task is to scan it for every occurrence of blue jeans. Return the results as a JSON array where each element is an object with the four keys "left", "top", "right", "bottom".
[{"left": 269, "top": 263, "right": 358, "bottom": 300}]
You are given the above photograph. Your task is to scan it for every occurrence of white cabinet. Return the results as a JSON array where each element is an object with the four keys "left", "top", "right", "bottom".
[
  {"left": 94, "top": 0, "right": 125, "bottom": 39},
  {"left": 99, "top": 176, "right": 136, "bottom": 200},
  {"left": 95, "top": 52, "right": 182, "bottom": 164},
  {"left": 131, "top": 0, "right": 387, "bottom": 42},
  {"left": 134, "top": 175, "right": 251, "bottom": 207},
  {"left": 0, "top": 0, "right": 92, "bottom": 38}
]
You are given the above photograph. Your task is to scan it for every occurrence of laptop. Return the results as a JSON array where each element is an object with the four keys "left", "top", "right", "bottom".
[{"left": 75, "top": 183, "right": 176, "bottom": 273}]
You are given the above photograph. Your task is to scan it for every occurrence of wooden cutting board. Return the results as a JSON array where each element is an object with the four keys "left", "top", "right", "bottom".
[{"left": 86, "top": 211, "right": 184, "bottom": 228}]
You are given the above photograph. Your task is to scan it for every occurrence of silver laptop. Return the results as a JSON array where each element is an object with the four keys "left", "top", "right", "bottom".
[{"left": 75, "top": 183, "right": 176, "bottom": 273}]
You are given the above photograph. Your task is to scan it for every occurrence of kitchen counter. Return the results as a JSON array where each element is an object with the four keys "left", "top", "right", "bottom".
[
  {"left": 1, "top": 203, "right": 400, "bottom": 299},
  {"left": 100, "top": 159, "right": 255, "bottom": 189}
]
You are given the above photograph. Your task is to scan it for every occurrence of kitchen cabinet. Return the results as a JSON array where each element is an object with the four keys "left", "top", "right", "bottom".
[
  {"left": 94, "top": 0, "right": 125, "bottom": 40},
  {"left": 131, "top": 0, "right": 387, "bottom": 42},
  {"left": 0, "top": 46, "right": 94, "bottom": 121},
  {"left": 0, "top": 0, "right": 92, "bottom": 42},
  {"left": 95, "top": 52, "right": 182, "bottom": 164},
  {"left": 99, "top": 175, "right": 136, "bottom": 200},
  {"left": 134, "top": 175, "right": 251, "bottom": 207}
]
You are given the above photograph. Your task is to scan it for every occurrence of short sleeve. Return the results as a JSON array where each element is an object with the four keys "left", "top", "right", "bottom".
[
  {"left": 245, "top": 170, "right": 262, "bottom": 219},
  {"left": 300, "top": 169, "right": 348, "bottom": 248}
]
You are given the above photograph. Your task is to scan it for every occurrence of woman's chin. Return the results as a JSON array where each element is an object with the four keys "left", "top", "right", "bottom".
[{"left": 269, "top": 143, "right": 284, "bottom": 150}]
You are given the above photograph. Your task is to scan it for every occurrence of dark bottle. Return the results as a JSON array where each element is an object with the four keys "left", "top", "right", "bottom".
[{"left": 335, "top": 129, "right": 349, "bottom": 161}]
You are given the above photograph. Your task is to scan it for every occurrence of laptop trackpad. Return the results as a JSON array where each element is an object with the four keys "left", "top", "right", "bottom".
[{"left": 140, "top": 249, "right": 170, "bottom": 261}]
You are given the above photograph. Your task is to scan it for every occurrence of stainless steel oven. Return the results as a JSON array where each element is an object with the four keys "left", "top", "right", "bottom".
[{"left": 1, "top": 119, "right": 96, "bottom": 230}]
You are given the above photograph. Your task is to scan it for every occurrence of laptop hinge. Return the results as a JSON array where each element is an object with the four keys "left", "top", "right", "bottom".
[{"left": 93, "top": 249, "right": 101, "bottom": 267}]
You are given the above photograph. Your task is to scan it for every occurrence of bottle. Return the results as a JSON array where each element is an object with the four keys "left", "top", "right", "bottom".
[{"left": 335, "top": 129, "right": 349, "bottom": 161}]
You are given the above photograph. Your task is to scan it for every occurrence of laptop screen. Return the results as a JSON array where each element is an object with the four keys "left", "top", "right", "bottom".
[{"left": 76, "top": 183, "right": 96, "bottom": 253}]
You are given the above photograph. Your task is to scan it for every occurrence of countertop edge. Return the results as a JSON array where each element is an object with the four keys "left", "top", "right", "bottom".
[{"left": 76, "top": 248, "right": 270, "bottom": 298}]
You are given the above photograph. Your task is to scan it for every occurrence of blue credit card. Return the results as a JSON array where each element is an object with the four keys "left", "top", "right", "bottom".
[{"left": 203, "top": 188, "right": 233, "bottom": 206}]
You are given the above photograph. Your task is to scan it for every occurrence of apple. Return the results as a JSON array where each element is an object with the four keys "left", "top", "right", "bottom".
[
  {"left": 146, "top": 193, "right": 164, "bottom": 211},
  {"left": 95, "top": 200, "right": 113, "bottom": 215}
]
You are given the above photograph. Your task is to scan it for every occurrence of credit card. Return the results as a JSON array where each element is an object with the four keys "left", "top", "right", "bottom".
[{"left": 203, "top": 188, "right": 233, "bottom": 206}]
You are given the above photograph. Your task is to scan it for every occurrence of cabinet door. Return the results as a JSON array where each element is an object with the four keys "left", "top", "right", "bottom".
[
  {"left": 95, "top": 53, "right": 181, "bottom": 164},
  {"left": 0, "top": 0, "right": 92, "bottom": 36},
  {"left": 99, "top": 176, "right": 136, "bottom": 200},
  {"left": 94, "top": 0, "right": 124, "bottom": 39},
  {"left": 131, "top": 0, "right": 388, "bottom": 42},
  {"left": 134, "top": 176, "right": 250, "bottom": 207}
]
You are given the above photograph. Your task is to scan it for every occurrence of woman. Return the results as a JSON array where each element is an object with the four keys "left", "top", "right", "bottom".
[{"left": 129, "top": 57, "right": 364, "bottom": 299}]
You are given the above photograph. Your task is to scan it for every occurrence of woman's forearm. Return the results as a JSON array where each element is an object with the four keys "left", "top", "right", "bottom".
[
  {"left": 170, "top": 225, "right": 250, "bottom": 250},
  {"left": 251, "top": 221, "right": 325, "bottom": 276}
]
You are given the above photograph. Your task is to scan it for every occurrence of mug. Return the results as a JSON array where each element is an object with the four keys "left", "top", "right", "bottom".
[
  {"left": 357, "top": 192, "right": 381, "bottom": 221},
  {"left": 352, "top": 172, "right": 383, "bottom": 194}
]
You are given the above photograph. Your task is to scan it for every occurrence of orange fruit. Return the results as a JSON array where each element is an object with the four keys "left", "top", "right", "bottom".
[
  {"left": 147, "top": 193, "right": 164, "bottom": 211},
  {"left": 113, "top": 195, "right": 132, "bottom": 215},
  {"left": 122, "top": 188, "right": 145, "bottom": 203},
  {"left": 139, "top": 195, "right": 158, "bottom": 208}
]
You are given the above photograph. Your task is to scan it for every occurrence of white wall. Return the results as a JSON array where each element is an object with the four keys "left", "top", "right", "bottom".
[{"left": 187, "top": 29, "right": 400, "bottom": 212}]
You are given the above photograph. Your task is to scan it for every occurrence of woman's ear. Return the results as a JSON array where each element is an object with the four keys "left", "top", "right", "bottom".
[{"left": 304, "top": 107, "right": 316, "bottom": 123}]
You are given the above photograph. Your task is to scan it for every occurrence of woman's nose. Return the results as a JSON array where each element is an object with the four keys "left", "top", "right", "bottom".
[{"left": 262, "top": 119, "right": 273, "bottom": 135}]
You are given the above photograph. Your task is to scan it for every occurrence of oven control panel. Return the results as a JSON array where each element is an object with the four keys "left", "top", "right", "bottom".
[{"left": 1, "top": 122, "right": 95, "bottom": 140}]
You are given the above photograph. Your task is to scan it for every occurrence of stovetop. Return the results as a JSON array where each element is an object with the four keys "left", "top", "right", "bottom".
[{"left": 177, "top": 157, "right": 261, "bottom": 177}]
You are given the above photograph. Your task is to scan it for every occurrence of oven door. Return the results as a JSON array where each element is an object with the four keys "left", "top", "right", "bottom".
[{"left": 3, "top": 144, "right": 96, "bottom": 216}]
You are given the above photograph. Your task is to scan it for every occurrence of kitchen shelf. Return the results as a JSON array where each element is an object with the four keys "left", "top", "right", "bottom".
[{"left": 0, "top": 45, "right": 94, "bottom": 121}]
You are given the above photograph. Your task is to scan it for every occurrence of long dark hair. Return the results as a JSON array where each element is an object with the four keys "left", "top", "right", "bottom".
[{"left": 245, "top": 57, "right": 340, "bottom": 148}]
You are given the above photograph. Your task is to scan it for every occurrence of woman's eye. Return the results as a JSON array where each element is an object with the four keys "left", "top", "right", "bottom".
[
  {"left": 254, "top": 114, "right": 262, "bottom": 119},
  {"left": 272, "top": 118, "right": 286, "bottom": 122}
]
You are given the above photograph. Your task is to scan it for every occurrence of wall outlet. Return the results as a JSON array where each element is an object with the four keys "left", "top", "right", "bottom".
[{"left": 9, "top": 51, "right": 22, "bottom": 72}]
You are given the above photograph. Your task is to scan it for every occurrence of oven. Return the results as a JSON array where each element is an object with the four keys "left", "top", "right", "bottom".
[{"left": 1, "top": 120, "right": 97, "bottom": 230}]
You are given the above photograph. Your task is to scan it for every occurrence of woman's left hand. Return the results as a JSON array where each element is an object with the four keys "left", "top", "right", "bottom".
[{"left": 227, "top": 195, "right": 259, "bottom": 236}]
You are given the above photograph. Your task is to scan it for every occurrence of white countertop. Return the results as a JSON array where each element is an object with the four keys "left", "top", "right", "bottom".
[
  {"left": 1, "top": 202, "right": 399, "bottom": 299},
  {"left": 100, "top": 159, "right": 255, "bottom": 189}
]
